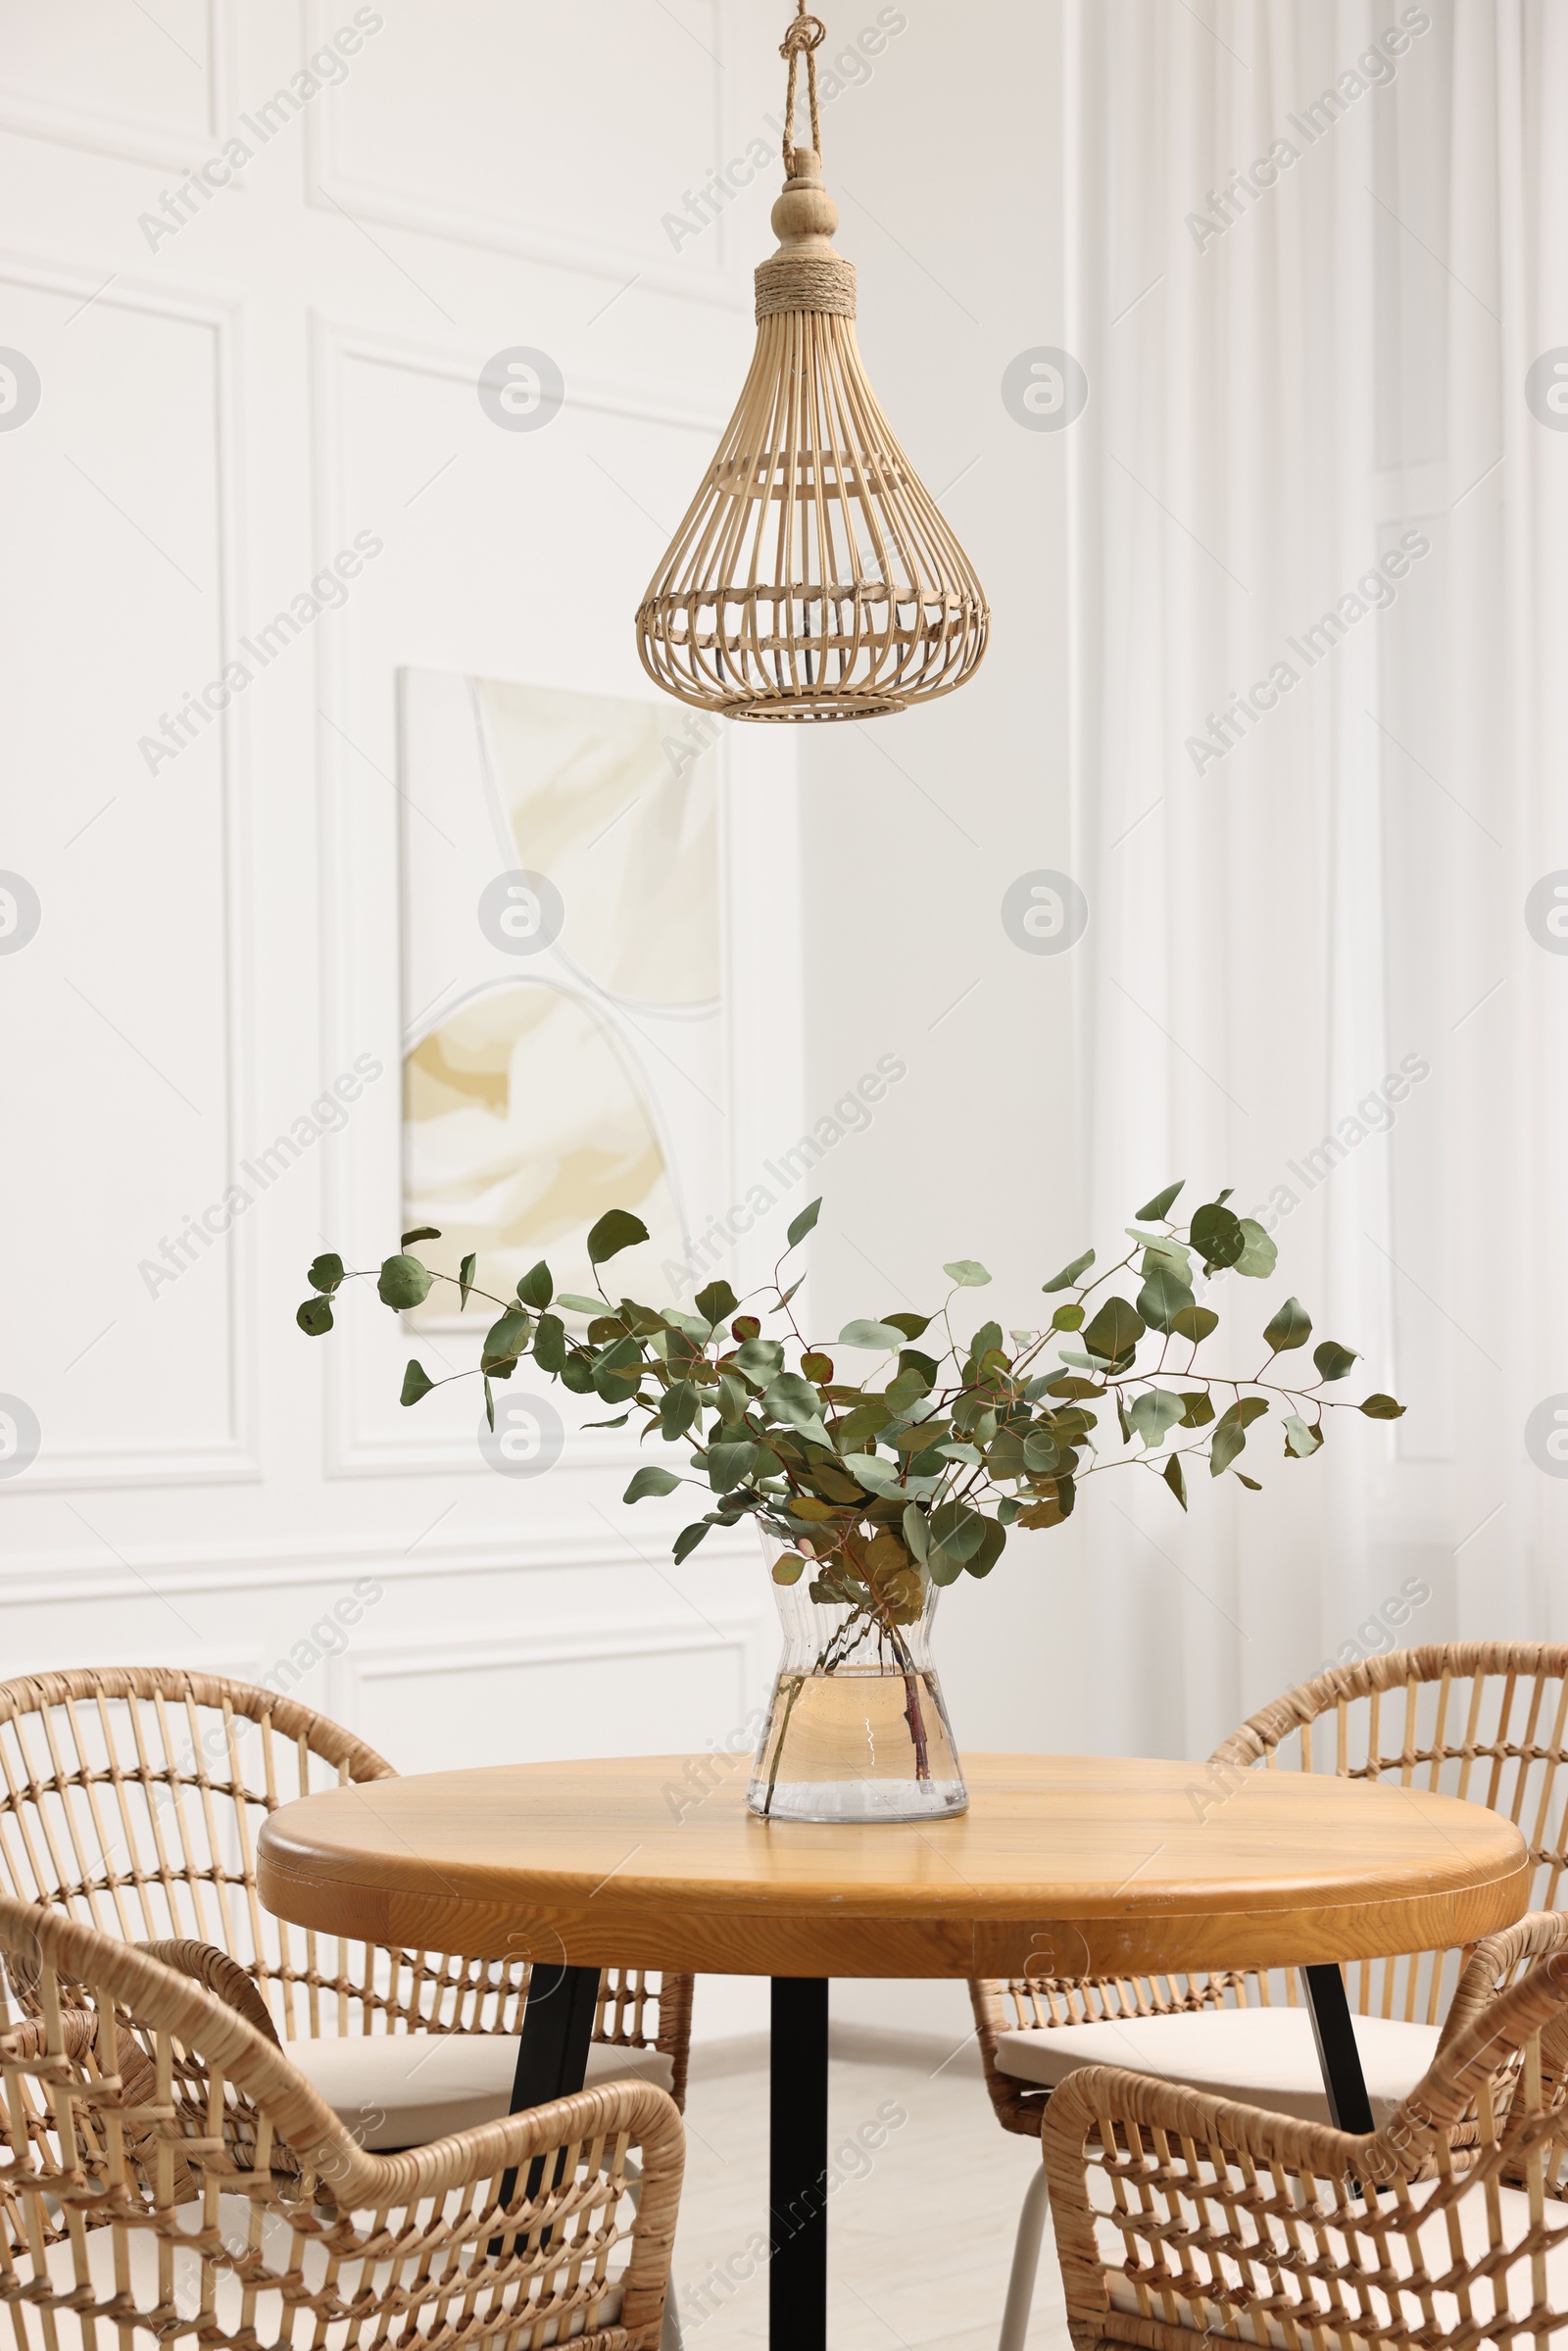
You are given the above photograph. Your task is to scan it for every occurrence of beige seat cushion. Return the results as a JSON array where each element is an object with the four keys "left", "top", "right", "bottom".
[
  {"left": 289, "top": 2029, "right": 674, "bottom": 2151},
  {"left": 996, "top": 2004, "right": 1439, "bottom": 2127},
  {"left": 1101, "top": 2172, "right": 1567, "bottom": 2347},
  {"left": 18, "top": 2191, "right": 621, "bottom": 2350}
]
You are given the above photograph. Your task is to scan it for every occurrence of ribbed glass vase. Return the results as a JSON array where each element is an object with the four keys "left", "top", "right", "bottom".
[{"left": 746, "top": 1529, "right": 968, "bottom": 1824}]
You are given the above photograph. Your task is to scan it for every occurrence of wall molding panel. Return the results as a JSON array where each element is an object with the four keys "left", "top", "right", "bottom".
[{"left": 0, "top": 253, "right": 256, "bottom": 1493}]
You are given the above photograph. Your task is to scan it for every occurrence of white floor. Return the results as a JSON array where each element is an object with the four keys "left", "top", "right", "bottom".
[{"left": 669, "top": 2042, "right": 1073, "bottom": 2351}]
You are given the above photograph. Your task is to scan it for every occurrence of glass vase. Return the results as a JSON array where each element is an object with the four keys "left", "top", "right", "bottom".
[{"left": 747, "top": 1528, "right": 968, "bottom": 1823}]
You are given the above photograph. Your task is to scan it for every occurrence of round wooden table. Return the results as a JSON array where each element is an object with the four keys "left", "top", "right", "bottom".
[{"left": 258, "top": 1752, "right": 1528, "bottom": 2351}]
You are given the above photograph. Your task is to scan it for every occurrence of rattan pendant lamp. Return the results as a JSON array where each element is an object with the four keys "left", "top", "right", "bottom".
[{"left": 635, "top": 4, "right": 989, "bottom": 722}]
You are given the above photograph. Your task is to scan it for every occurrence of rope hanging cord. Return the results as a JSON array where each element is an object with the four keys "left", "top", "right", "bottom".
[
  {"left": 758, "top": 6, "right": 855, "bottom": 321},
  {"left": 781, "top": 4, "right": 826, "bottom": 164}
]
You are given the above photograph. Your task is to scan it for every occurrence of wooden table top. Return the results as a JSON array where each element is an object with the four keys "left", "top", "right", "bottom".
[{"left": 256, "top": 1751, "right": 1529, "bottom": 1979}]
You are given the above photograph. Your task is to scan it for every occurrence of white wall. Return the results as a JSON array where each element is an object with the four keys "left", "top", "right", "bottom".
[{"left": 0, "top": 0, "right": 839, "bottom": 2042}]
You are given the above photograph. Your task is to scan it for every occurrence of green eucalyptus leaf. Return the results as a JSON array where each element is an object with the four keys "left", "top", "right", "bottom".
[
  {"left": 708, "top": 1440, "right": 760, "bottom": 1491},
  {"left": 1022, "top": 1426, "right": 1060, "bottom": 1474},
  {"left": 1164, "top": 1452, "right": 1188, "bottom": 1510},
  {"left": 1179, "top": 1390, "right": 1215, "bottom": 1428},
  {"left": 516, "top": 1260, "right": 554, "bottom": 1310},
  {"left": 399, "top": 1359, "right": 435, "bottom": 1407},
  {"left": 1262, "top": 1296, "right": 1312, "bottom": 1353},
  {"left": 840, "top": 1454, "right": 942, "bottom": 1498},
  {"left": 1191, "top": 1201, "right": 1245, "bottom": 1272},
  {"left": 1083, "top": 1296, "right": 1145, "bottom": 1365},
  {"left": 661, "top": 1381, "right": 699, "bottom": 1441},
  {"left": 1314, "top": 1341, "right": 1360, "bottom": 1383},
  {"left": 1052, "top": 1303, "right": 1085, "bottom": 1331},
  {"left": 1127, "top": 1229, "right": 1193, "bottom": 1276},
  {"left": 459, "top": 1252, "right": 477, "bottom": 1308},
  {"left": 308, "top": 1252, "right": 344, "bottom": 1296},
  {"left": 884, "top": 1365, "right": 930, "bottom": 1413},
  {"left": 929, "top": 1501, "right": 984, "bottom": 1561},
  {"left": 926, "top": 1543, "right": 965, "bottom": 1587},
  {"left": 694, "top": 1280, "right": 739, "bottom": 1326},
  {"left": 944, "top": 1259, "right": 992, "bottom": 1288},
  {"left": 1236, "top": 1472, "right": 1263, "bottom": 1490},
  {"left": 1043, "top": 1247, "right": 1095, "bottom": 1294},
  {"left": 1210, "top": 1419, "right": 1248, "bottom": 1477},
  {"left": 557, "top": 1294, "right": 605, "bottom": 1315},
  {"left": 984, "top": 1429, "right": 1027, "bottom": 1480},
  {"left": 1171, "top": 1304, "right": 1220, "bottom": 1346},
  {"left": 377, "top": 1253, "right": 433, "bottom": 1310},
  {"left": 1359, "top": 1394, "right": 1407, "bottom": 1419},
  {"left": 481, "top": 1308, "right": 531, "bottom": 1373},
  {"left": 735, "top": 1338, "right": 785, "bottom": 1383},
  {"left": 902, "top": 1504, "right": 929, "bottom": 1560},
  {"left": 483, "top": 1375, "right": 495, "bottom": 1433},
  {"left": 786, "top": 1197, "right": 822, "bottom": 1249},
  {"left": 625, "top": 1465, "right": 682, "bottom": 1503},
  {"left": 939, "top": 1441, "right": 985, "bottom": 1467},
  {"left": 1128, "top": 1389, "right": 1186, "bottom": 1449},
  {"left": 761, "top": 1372, "right": 826, "bottom": 1431},
  {"left": 771, "top": 1551, "right": 807, "bottom": 1585},
  {"left": 587, "top": 1210, "right": 649, "bottom": 1265},
  {"left": 1284, "top": 1413, "right": 1323, "bottom": 1457},
  {"left": 532, "top": 1311, "right": 566, "bottom": 1373},
  {"left": 1137, "top": 1264, "right": 1196, "bottom": 1334},
  {"left": 561, "top": 1355, "right": 595, "bottom": 1395},
  {"left": 966, "top": 1517, "right": 1006, "bottom": 1578},
  {"left": 296, "top": 1297, "right": 333, "bottom": 1337},
  {"left": 1136, "top": 1180, "right": 1186, "bottom": 1221},
  {"left": 838, "top": 1319, "right": 908, "bottom": 1351},
  {"left": 1235, "top": 1220, "right": 1278, "bottom": 1279},
  {"left": 884, "top": 1311, "right": 932, "bottom": 1340},
  {"left": 402, "top": 1226, "right": 441, "bottom": 1248},
  {"left": 672, "top": 1519, "right": 711, "bottom": 1563},
  {"left": 997, "top": 1495, "right": 1021, "bottom": 1524}
]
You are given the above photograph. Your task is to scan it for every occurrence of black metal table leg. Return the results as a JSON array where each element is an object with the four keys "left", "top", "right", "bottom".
[
  {"left": 770, "top": 1977, "right": 829, "bottom": 2351},
  {"left": 499, "top": 1961, "right": 602, "bottom": 2214},
  {"left": 1300, "top": 1963, "right": 1375, "bottom": 2134}
]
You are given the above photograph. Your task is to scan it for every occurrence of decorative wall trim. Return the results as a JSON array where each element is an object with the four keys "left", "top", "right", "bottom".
[
  {"left": 325, "top": 1607, "right": 762, "bottom": 1737},
  {"left": 300, "top": 0, "right": 744, "bottom": 312},
  {"left": 0, "top": 253, "right": 256, "bottom": 1493},
  {"left": 0, "top": 1523, "right": 760, "bottom": 1605},
  {"left": 305, "top": 313, "right": 749, "bottom": 1482},
  {"left": 0, "top": 0, "right": 229, "bottom": 171}
]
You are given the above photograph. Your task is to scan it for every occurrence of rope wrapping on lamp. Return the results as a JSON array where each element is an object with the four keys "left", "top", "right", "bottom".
[{"left": 633, "top": 3, "right": 989, "bottom": 722}]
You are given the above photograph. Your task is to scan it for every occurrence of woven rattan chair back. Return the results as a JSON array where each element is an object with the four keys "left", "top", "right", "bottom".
[
  {"left": 1211, "top": 1641, "right": 1568, "bottom": 2024},
  {"left": 0, "top": 1668, "right": 691, "bottom": 2101},
  {"left": 0, "top": 1890, "right": 682, "bottom": 2351},
  {"left": 972, "top": 1641, "right": 1568, "bottom": 2134}
]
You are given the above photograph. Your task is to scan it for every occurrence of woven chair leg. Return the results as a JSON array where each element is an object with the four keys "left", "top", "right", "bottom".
[{"left": 998, "top": 2163, "right": 1051, "bottom": 2351}]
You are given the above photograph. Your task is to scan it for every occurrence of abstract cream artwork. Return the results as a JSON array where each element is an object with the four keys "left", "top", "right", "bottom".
[{"left": 398, "top": 670, "right": 724, "bottom": 1319}]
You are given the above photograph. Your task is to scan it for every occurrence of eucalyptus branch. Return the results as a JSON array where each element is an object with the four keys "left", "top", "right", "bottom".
[{"left": 292, "top": 1182, "right": 1403, "bottom": 1583}]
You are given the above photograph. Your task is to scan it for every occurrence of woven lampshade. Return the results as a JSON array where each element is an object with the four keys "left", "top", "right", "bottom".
[{"left": 635, "top": 7, "right": 989, "bottom": 723}]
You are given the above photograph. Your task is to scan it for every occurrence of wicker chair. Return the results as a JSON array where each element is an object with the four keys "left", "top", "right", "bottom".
[
  {"left": 0, "top": 1667, "right": 695, "bottom": 2150},
  {"left": 1043, "top": 1925, "right": 1568, "bottom": 2351},
  {"left": 972, "top": 1643, "right": 1568, "bottom": 2351},
  {"left": 0, "top": 1890, "right": 682, "bottom": 2351}
]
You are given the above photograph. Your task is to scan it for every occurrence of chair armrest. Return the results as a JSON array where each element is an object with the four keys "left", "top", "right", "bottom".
[
  {"left": 1440, "top": 1911, "right": 1568, "bottom": 2051},
  {"left": 136, "top": 1938, "right": 281, "bottom": 2042},
  {"left": 337, "top": 2079, "right": 685, "bottom": 2339}
]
